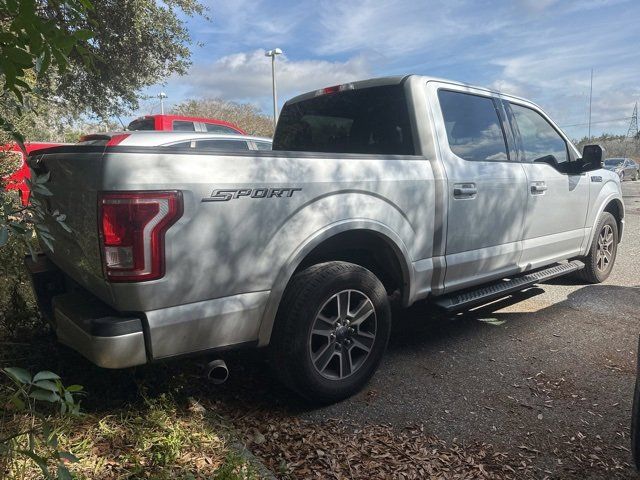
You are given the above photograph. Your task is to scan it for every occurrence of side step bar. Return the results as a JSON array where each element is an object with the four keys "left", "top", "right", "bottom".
[{"left": 433, "top": 261, "right": 585, "bottom": 312}]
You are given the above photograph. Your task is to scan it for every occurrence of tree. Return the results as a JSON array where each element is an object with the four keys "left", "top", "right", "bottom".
[
  {"left": 1, "top": 0, "right": 207, "bottom": 143},
  {"left": 172, "top": 98, "right": 274, "bottom": 137},
  {"left": 574, "top": 133, "right": 640, "bottom": 161}
]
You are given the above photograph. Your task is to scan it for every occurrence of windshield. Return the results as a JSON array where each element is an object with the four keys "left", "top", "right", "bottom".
[
  {"left": 273, "top": 85, "right": 414, "bottom": 154},
  {"left": 605, "top": 159, "right": 624, "bottom": 166}
]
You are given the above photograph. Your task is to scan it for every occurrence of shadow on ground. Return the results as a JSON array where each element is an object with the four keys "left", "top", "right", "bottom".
[{"left": 2, "top": 283, "right": 639, "bottom": 478}]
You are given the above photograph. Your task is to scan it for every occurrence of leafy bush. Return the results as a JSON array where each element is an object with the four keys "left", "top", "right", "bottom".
[{"left": 0, "top": 368, "right": 84, "bottom": 479}]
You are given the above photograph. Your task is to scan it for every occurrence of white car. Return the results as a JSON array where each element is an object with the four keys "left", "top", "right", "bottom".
[{"left": 78, "top": 131, "right": 272, "bottom": 151}]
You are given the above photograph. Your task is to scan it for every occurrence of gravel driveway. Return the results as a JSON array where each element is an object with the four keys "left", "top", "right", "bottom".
[{"left": 213, "top": 180, "right": 640, "bottom": 479}]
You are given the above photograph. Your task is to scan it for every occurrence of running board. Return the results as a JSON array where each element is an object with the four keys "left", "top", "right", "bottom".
[{"left": 433, "top": 261, "right": 585, "bottom": 312}]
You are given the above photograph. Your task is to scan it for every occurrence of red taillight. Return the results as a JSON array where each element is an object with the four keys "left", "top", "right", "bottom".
[{"left": 98, "top": 191, "right": 183, "bottom": 282}]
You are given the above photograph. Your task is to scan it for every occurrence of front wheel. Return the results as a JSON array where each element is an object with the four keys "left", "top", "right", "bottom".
[
  {"left": 270, "top": 262, "right": 391, "bottom": 404},
  {"left": 577, "top": 212, "right": 618, "bottom": 283}
]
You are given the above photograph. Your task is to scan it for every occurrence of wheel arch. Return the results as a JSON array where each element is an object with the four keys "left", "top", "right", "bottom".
[
  {"left": 585, "top": 189, "right": 625, "bottom": 254},
  {"left": 257, "top": 220, "right": 413, "bottom": 346}
]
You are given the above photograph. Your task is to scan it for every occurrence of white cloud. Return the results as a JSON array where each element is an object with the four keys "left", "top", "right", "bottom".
[
  {"left": 137, "top": 0, "right": 639, "bottom": 138},
  {"left": 313, "top": 0, "right": 506, "bottom": 58},
  {"left": 180, "top": 50, "right": 371, "bottom": 107}
]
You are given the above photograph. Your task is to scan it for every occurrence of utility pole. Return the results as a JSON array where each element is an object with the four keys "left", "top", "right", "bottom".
[
  {"left": 265, "top": 48, "right": 283, "bottom": 130},
  {"left": 588, "top": 69, "right": 593, "bottom": 140},
  {"left": 158, "top": 92, "right": 167, "bottom": 115}
]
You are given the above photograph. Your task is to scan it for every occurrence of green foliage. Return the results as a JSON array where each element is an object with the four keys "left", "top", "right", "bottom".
[
  {"left": 1, "top": 166, "right": 71, "bottom": 259},
  {"left": 1, "top": 367, "right": 84, "bottom": 479},
  {"left": 1, "top": 0, "right": 207, "bottom": 145},
  {"left": 213, "top": 452, "right": 259, "bottom": 480},
  {"left": 0, "top": 0, "right": 96, "bottom": 144},
  {"left": 574, "top": 133, "right": 640, "bottom": 161}
]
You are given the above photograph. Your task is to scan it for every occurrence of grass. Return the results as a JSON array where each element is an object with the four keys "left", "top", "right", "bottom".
[
  {"left": 0, "top": 222, "right": 262, "bottom": 479},
  {"left": 0, "top": 330, "right": 262, "bottom": 480},
  {"left": 1, "top": 387, "right": 260, "bottom": 479}
]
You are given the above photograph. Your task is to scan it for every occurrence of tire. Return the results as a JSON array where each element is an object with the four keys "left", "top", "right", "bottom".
[
  {"left": 576, "top": 212, "right": 618, "bottom": 283},
  {"left": 270, "top": 261, "right": 391, "bottom": 404},
  {"left": 620, "top": 171, "right": 625, "bottom": 182},
  {"left": 633, "top": 171, "right": 639, "bottom": 181}
]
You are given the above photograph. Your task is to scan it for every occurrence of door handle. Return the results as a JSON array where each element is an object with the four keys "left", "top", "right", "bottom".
[
  {"left": 453, "top": 183, "right": 477, "bottom": 198},
  {"left": 530, "top": 181, "right": 547, "bottom": 194}
]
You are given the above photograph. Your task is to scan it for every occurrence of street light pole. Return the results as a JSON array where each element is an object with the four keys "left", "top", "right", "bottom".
[
  {"left": 265, "top": 48, "right": 283, "bottom": 130},
  {"left": 158, "top": 92, "right": 167, "bottom": 115}
]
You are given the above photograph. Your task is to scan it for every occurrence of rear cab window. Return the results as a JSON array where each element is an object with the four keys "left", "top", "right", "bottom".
[
  {"left": 127, "top": 118, "right": 155, "bottom": 131},
  {"left": 273, "top": 85, "right": 415, "bottom": 154}
]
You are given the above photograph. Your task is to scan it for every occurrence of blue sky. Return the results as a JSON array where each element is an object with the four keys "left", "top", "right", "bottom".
[{"left": 136, "top": 0, "right": 640, "bottom": 139}]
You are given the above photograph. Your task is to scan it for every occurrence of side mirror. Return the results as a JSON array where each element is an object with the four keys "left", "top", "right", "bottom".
[{"left": 579, "top": 144, "right": 605, "bottom": 172}]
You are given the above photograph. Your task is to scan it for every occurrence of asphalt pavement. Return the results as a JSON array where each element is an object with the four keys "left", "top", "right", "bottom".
[
  {"left": 217, "top": 180, "right": 640, "bottom": 479},
  {"left": 301, "top": 180, "right": 640, "bottom": 477}
]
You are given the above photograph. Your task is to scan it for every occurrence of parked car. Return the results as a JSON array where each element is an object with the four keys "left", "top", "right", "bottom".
[
  {"left": 127, "top": 114, "right": 245, "bottom": 135},
  {"left": 26, "top": 75, "right": 623, "bottom": 404},
  {"left": 77, "top": 131, "right": 272, "bottom": 151},
  {"left": 604, "top": 157, "right": 639, "bottom": 181},
  {"left": 1, "top": 141, "right": 70, "bottom": 205}
]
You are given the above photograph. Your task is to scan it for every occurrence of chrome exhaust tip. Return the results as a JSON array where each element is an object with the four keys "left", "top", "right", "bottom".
[{"left": 205, "top": 359, "right": 229, "bottom": 384}]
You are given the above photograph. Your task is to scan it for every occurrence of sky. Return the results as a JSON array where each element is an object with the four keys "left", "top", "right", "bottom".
[{"left": 135, "top": 0, "right": 640, "bottom": 140}]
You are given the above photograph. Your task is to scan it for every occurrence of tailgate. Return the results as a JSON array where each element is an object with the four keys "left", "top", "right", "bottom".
[{"left": 29, "top": 147, "right": 112, "bottom": 303}]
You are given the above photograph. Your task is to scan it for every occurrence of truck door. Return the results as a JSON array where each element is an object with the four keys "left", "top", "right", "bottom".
[
  {"left": 427, "top": 82, "right": 527, "bottom": 292},
  {"left": 504, "top": 100, "right": 589, "bottom": 269}
]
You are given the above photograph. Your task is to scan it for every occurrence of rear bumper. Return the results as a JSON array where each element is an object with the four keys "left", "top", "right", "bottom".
[
  {"left": 26, "top": 254, "right": 267, "bottom": 368},
  {"left": 26, "top": 254, "right": 147, "bottom": 368}
]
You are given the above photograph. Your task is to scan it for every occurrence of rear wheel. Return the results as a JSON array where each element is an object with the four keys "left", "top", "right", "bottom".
[
  {"left": 577, "top": 212, "right": 618, "bottom": 283},
  {"left": 270, "top": 262, "right": 391, "bottom": 404}
]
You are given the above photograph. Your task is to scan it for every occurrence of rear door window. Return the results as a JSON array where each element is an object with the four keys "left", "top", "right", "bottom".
[
  {"left": 273, "top": 85, "right": 415, "bottom": 154},
  {"left": 205, "top": 123, "right": 239, "bottom": 134},
  {"left": 173, "top": 120, "right": 196, "bottom": 132},
  {"left": 437, "top": 90, "right": 509, "bottom": 162},
  {"left": 509, "top": 103, "right": 568, "bottom": 167},
  {"left": 194, "top": 140, "right": 250, "bottom": 150},
  {"left": 253, "top": 141, "right": 272, "bottom": 151}
]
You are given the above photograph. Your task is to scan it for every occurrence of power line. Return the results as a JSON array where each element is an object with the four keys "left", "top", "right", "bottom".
[{"left": 560, "top": 116, "right": 632, "bottom": 128}]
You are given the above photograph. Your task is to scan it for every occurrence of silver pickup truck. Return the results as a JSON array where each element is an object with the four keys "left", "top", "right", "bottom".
[{"left": 27, "top": 75, "right": 624, "bottom": 403}]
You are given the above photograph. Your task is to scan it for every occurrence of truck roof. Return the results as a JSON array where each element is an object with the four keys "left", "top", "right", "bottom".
[{"left": 285, "top": 74, "right": 539, "bottom": 110}]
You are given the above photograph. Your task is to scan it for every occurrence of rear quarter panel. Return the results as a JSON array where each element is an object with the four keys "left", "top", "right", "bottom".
[{"left": 101, "top": 150, "right": 436, "bottom": 314}]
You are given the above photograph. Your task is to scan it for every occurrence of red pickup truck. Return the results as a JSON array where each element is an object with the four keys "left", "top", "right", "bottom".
[
  {"left": 1, "top": 142, "right": 68, "bottom": 205},
  {"left": 2, "top": 116, "right": 245, "bottom": 205},
  {"left": 127, "top": 114, "right": 245, "bottom": 134}
]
